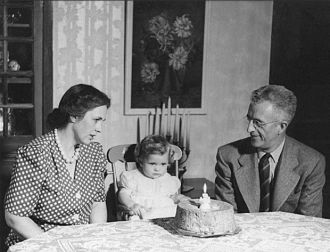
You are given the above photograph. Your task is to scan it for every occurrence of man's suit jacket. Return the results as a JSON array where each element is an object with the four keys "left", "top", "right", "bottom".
[{"left": 215, "top": 136, "right": 326, "bottom": 217}]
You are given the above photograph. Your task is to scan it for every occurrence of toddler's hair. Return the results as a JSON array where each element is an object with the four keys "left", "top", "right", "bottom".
[{"left": 135, "top": 135, "right": 170, "bottom": 167}]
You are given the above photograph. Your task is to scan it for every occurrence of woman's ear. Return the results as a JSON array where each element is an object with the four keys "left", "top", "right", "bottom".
[{"left": 70, "top": 115, "right": 77, "bottom": 123}]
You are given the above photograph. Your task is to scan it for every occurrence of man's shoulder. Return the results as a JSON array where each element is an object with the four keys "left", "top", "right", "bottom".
[
  {"left": 286, "top": 136, "right": 325, "bottom": 160},
  {"left": 217, "top": 137, "right": 253, "bottom": 156},
  {"left": 218, "top": 137, "right": 251, "bottom": 151}
]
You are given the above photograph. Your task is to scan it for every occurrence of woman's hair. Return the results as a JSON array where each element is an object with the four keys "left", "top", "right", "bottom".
[
  {"left": 250, "top": 85, "right": 297, "bottom": 123},
  {"left": 135, "top": 135, "right": 170, "bottom": 167},
  {"left": 47, "top": 84, "right": 111, "bottom": 129}
]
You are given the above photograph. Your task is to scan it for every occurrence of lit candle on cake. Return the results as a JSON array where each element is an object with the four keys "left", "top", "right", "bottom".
[
  {"left": 203, "top": 183, "right": 208, "bottom": 197},
  {"left": 199, "top": 183, "right": 211, "bottom": 210}
]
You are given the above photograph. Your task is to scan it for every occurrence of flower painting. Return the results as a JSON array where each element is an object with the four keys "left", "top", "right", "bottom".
[{"left": 125, "top": 0, "right": 206, "bottom": 114}]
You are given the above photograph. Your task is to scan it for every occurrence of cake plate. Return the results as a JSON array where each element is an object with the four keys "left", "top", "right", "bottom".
[
  {"left": 154, "top": 218, "right": 241, "bottom": 238},
  {"left": 174, "top": 225, "right": 241, "bottom": 238}
]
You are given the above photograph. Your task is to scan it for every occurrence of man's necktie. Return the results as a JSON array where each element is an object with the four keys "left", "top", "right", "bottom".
[{"left": 259, "top": 153, "right": 271, "bottom": 212}]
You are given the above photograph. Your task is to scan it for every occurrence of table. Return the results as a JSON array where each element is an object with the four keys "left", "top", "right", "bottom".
[{"left": 8, "top": 212, "right": 330, "bottom": 252}]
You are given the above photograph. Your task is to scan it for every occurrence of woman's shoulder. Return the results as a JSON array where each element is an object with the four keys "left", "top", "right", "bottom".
[
  {"left": 80, "top": 142, "right": 107, "bottom": 168},
  {"left": 81, "top": 142, "right": 104, "bottom": 155},
  {"left": 19, "top": 131, "right": 55, "bottom": 154}
]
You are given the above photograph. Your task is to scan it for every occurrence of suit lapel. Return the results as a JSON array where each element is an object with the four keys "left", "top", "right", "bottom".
[
  {"left": 272, "top": 137, "right": 300, "bottom": 211},
  {"left": 235, "top": 153, "right": 260, "bottom": 212}
]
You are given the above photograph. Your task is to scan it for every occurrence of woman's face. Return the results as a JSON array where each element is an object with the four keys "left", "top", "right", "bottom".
[
  {"left": 141, "top": 151, "right": 169, "bottom": 179},
  {"left": 72, "top": 105, "right": 108, "bottom": 145}
]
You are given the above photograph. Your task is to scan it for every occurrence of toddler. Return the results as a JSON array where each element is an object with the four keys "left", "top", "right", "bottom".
[{"left": 118, "top": 135, "right": 181, "bottom": 219}]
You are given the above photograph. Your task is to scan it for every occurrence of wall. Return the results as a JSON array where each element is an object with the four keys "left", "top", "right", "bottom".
[{"left": 53, "top": 1, "right": 273, "bottom": 182}]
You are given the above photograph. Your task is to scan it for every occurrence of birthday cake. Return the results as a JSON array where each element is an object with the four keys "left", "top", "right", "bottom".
[{"left": 173, "top": 198, "right": 238, "bottom": 236}]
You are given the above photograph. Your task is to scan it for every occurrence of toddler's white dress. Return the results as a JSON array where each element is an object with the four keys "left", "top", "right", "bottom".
[{"left": 118, "top": 169, "right": 181, "bottom": 219}]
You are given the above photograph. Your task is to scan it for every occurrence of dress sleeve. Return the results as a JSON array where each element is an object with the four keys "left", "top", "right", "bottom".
[
  {"left": 165, "top": 174, "right": 181, "bottom": 195},
  {"left": 92, "top": 143, "right": 108, "bottom": 202},
  {"left": 5, "top": 145, "right": 47, "bottom": 216},
  {"left": 118, "top": 171, "right": 137, "bottom": 196}
]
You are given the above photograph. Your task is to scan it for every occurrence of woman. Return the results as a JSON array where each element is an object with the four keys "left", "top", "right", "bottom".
[{"left": 4, "top": 84, "right": 111, "bottom": 247}]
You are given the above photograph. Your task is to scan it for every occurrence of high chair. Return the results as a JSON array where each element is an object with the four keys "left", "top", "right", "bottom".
[{"left": 106, "top": 143, "right": 182, "bottom": 220}]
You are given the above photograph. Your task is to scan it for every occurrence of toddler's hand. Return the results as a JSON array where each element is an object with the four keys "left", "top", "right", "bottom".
[
  {"left": 130, "top": 203, "right": 150, "bottom": 219},
  {"left": 170, "top": 194, "right": 191, "bottom": 204}
]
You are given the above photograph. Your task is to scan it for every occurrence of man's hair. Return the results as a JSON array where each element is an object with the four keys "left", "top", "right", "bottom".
[{"left": 250, "top": 85, "right": 297, "bottom": 123}]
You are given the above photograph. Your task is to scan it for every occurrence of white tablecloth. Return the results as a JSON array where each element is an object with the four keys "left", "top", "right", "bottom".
[{"left": 8, "top": 212, "right": 330, "bottom": 252}]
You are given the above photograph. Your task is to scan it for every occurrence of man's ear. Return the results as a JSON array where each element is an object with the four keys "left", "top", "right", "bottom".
[{"left": 279, "top": 120, "right": 288, "bottom": 134}]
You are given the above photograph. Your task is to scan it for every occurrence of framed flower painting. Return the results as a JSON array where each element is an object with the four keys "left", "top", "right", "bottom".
[{"left": 124, "top": 0, "right": 209, "bottom": 115}]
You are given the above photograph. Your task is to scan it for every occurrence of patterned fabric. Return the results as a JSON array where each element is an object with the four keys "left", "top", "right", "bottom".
[
  {"left": 259, "top": 153, "right": 271, "bottom": 212},
  {"left": 7, "top": 212, "right": 330, "bottom": 252},
  {"left": 5, "top": 130, "right": 107, "bottom": 247}
]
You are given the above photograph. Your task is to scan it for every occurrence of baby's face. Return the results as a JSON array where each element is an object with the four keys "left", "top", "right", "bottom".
[{"left": 141, "top": 152, "right": 169, "bottom": 179}]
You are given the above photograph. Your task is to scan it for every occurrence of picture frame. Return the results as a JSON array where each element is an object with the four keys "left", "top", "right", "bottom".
[{"left": 124, "top": 0, "right": 210, "bottom": 115}]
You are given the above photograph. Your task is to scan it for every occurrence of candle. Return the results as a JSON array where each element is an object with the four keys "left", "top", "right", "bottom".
[
  {"left": 186, "top": 111, "right": 191, "bottom": 152},
  {"left": 154, "top": 107, "right": 159, "bottom": 135},
  {"left": 160, "top": 102, "right": 165, "bottom": 136},
  {"left": 173, "top": 104, "right": 179, "bottom": 143},
  {"left": 202, "top": 183, "right": 209, "bottom": 198},
  {"left": 167, "top": 97, "right": 171, "bottom": 137},
  {"left": 137, "top": 116, "right": 141, "bottom": 143},
  {"left": 149, "top": 112, "right": 152, "bottom": 135},
  {"left": 182, "top": 110, "right": 186, "bottom": 148},
  {"left": 199, "top": 182, "right": 211, "bottom": 210},
  {"left": 145, "top": 113, "right": 149, "bottom": 137}
]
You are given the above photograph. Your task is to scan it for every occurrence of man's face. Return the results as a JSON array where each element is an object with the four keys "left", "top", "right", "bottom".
[
  {"left": 72, "top": 105, "right": 108, "bottom": 145},
  {"left": 246, "top": 101, "right": 284, "bottom": 152}
]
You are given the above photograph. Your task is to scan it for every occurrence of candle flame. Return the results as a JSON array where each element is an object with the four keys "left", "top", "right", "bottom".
[{"left": 203, "top": 183, "right": 207, "bottom": 194}]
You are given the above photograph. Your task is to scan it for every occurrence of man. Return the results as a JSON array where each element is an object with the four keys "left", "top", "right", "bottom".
[{"left": 215, "top": 85, "right": 325, "bottom": 217}]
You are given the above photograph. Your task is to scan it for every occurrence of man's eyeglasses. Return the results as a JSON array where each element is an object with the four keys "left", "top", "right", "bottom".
[{"left": 246, "top": 117, "right": 279, "bottom": 129}]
